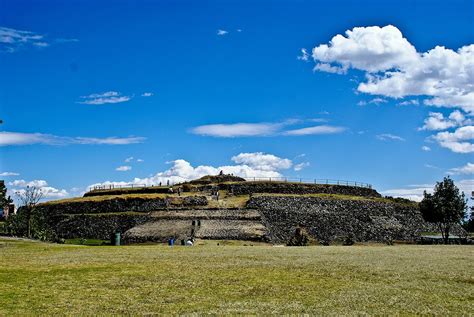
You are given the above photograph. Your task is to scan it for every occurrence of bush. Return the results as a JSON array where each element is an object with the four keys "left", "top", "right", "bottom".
[
  {"left": 343, "top": 236, "right": 355, "bottom": 246},
  {"left": 4, "top": 212, "right": 28, "bottom": 236},
  {"left": 182, "top": 183, "right": 194, "bottom": 192},
  {"left": 287, "top": 227, "right": 310, "bottom": 246}
]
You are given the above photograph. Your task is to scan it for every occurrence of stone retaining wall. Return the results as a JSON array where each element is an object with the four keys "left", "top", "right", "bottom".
[
  {"left": 37, "top": 196, "right": 208, "bottom": 215},
  {"left": 211, "top": 182, "right": 380, "bottom": 198},
  {"left": 56, "top": 213, "right": 150, "bottom": 240},
  {"left": 247, "top": 195, "right": 424, "bottom": 243}
]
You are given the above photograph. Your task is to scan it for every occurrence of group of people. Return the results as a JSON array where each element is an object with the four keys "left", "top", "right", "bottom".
[{"left": 167, "top": 237, "right": 194, "bottom": 246}]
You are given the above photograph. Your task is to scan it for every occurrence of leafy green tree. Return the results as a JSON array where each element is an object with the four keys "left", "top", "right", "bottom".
[{"left": 420, "top": 177, "right": 467, "bottom": 244}]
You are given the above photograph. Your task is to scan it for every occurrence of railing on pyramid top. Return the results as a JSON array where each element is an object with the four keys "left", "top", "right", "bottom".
[{"left": 87, "top": 177, "right": 372, "bottom": 192}]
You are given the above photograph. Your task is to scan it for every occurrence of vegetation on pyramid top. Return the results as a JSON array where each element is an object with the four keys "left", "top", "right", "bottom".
[{"left": 188, "top": 172, "right": 246, "bottom": 185}]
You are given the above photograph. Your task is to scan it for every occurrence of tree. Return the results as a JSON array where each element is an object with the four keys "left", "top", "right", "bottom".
[
  {"left": 419, "top": 177, "right": 467, "bottom": 244},
  {"left": 16, "top": 186, "right": 43, "bottom": 238},
  {"left": 0, "top": 180, "right": 13, "bottom": 209},
  {"left": 0, "top": 181, "right": 13, "bottom": 220},
  {"left": 462, "top": 193, "right": 474, "bottom": 232}
]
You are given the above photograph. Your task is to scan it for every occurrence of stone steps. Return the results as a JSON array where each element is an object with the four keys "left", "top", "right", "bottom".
[
  {"left": 122, "top": 209, "right": 267, "bottom": 243},
  {"left": 149, "top": 209, "right": 262, "bottom": 220}
]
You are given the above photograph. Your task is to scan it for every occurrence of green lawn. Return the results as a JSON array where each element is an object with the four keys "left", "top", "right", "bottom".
[{"left": 0, "top": 238, "right": 472, "bottom": 315}]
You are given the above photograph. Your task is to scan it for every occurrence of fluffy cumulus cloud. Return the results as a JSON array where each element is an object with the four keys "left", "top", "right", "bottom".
[
  {"left": 191, "top": 120, "right": 345, "bottom": 138},
  {"left": 421, "top": 145, "right": 431, "bottom": 151},
  {"left": 431, "top": 126, "right": 474, "bottom": 153},
  {"left": 312, "top": 25, "right": 417, "bottom": 73},
  {"left": 9, "top": 179, "right": 68, "bottom": 199},
  {"left": 78, "top": 91, "right": 131, "bottom": 105},
  {"left": 217, "top": 29, "right": 228, "bottom": 36},
  {"left": 311, "top": 25, "right": 474, "bottom": 113},
  {"left": 0, "top": 131, "right": 145, "bottom": 146},
  {"left": 419, "top": 111, "right": 471, "bottom": 131},
  {"left": 89, "top": 152, "right": 294, "bottom": 189},
  {"left": 309, "top": 25, "right": 474, "bottom": 153},
  {"left": 231, "top": 152, "right": 292, "bottom": 171}
]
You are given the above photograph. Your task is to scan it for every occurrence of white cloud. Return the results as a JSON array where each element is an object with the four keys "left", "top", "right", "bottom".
[
  {"left": 13, "top": 187, "right": 68, "bottom": 199},
  {"left": 313, "top": 63, "right": 346, "bottom": 74},
  {"left": 419, "top": 111, "right": 470, "bottom": 131},
  {"left": 432, "top": 126, "right": 474, "bottom": 153},
  {"left": 125, "top": 156, "right": 134, "bottom": 163},
  {"left": 398, "top": 99, "right": 419, "bottom": 106},
  {"left": 421, "top": 145, "right": 431, "bottom": 151},
  {"left": 376, "top": 133, "right": 405, "bottom": 141},
  {"left": 311, "top": 25, "right": 474, "bottom": 114},
  {"left": 116, "top": 166, "right": 132, "bottom": 172},
  {"left": 0, "top": 26, "right": 45, "bottom": 52},
  {"left": 78, "top": 91, "right": 132, "bottom": 105},
  {"left": 55, "top": 38, "right": 79, "bottom": 43},
  {"left": 217, "top": 29, "right": 228, "bottom": 36},
  {"left": 0, "top": 131, "right": 145, "bottom": 146},
  {"left": 0, "top": 172, "right": 19, "bottom": 176},
  {"left": 312, "top": 25, "right": 417, "bottom": 72},
  {"left": 381, "top": 184, "right": 432, "bottom": 202},
  {"left": 294, "top": 162, "right": 310, "bottom": 171},
  {"left": 0, "top": 26, "right": 77, "bottom": 53},
  {"left": 231, "top": 152, "right": 292, "bottom": 171},
  {"left": 309, "top": 118, "right": 328, "bottom": 123},
  {"left": 136, "top": 159, "right": 144, "bottom": 163},
  {"left": 297, "top": 48, "right": 309, "bottom": 61},
  {"left": 447, "top": 162, "right": 474, "bottom": 175},
  {"left": 74, "top": 137, "right": 145, "bottom": 145},
  {"left": 382, "top": 179, "right": 474, "bottom": 202},
  {"left": 141, "top": 92, "right": 153, "bottom": 97},
  {"left": 8, "top": 179, "right": 68, "bottom": 199},
  {"left": 191, "top": 122, "right": 282, "bottom": 137},
  {"left": 9, "top": 179, "right": 48, "bottom": 187},
  {"left": 191, "top": 120, "right": 346, "bottom": 138},
  {"left": 283, "top": 125, "right": 345, "bottom": 136},
  {"left": 357, "top": 98, "right": 388, "bottom": 106},
  {"left": 32, "top": 42, "right": 49, "bottom": 47},
  {"left": 89, "top": 152, "right": 294, "bottom": 189}
]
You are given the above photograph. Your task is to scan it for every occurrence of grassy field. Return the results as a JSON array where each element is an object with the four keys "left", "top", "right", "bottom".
[{"left": 0, "top": 238, "right": 472, "bottom": 315}]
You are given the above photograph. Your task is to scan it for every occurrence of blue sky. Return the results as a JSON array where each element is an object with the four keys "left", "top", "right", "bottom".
[{"left": 0, "top": 0, "right": 473, "bottom": 201}]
